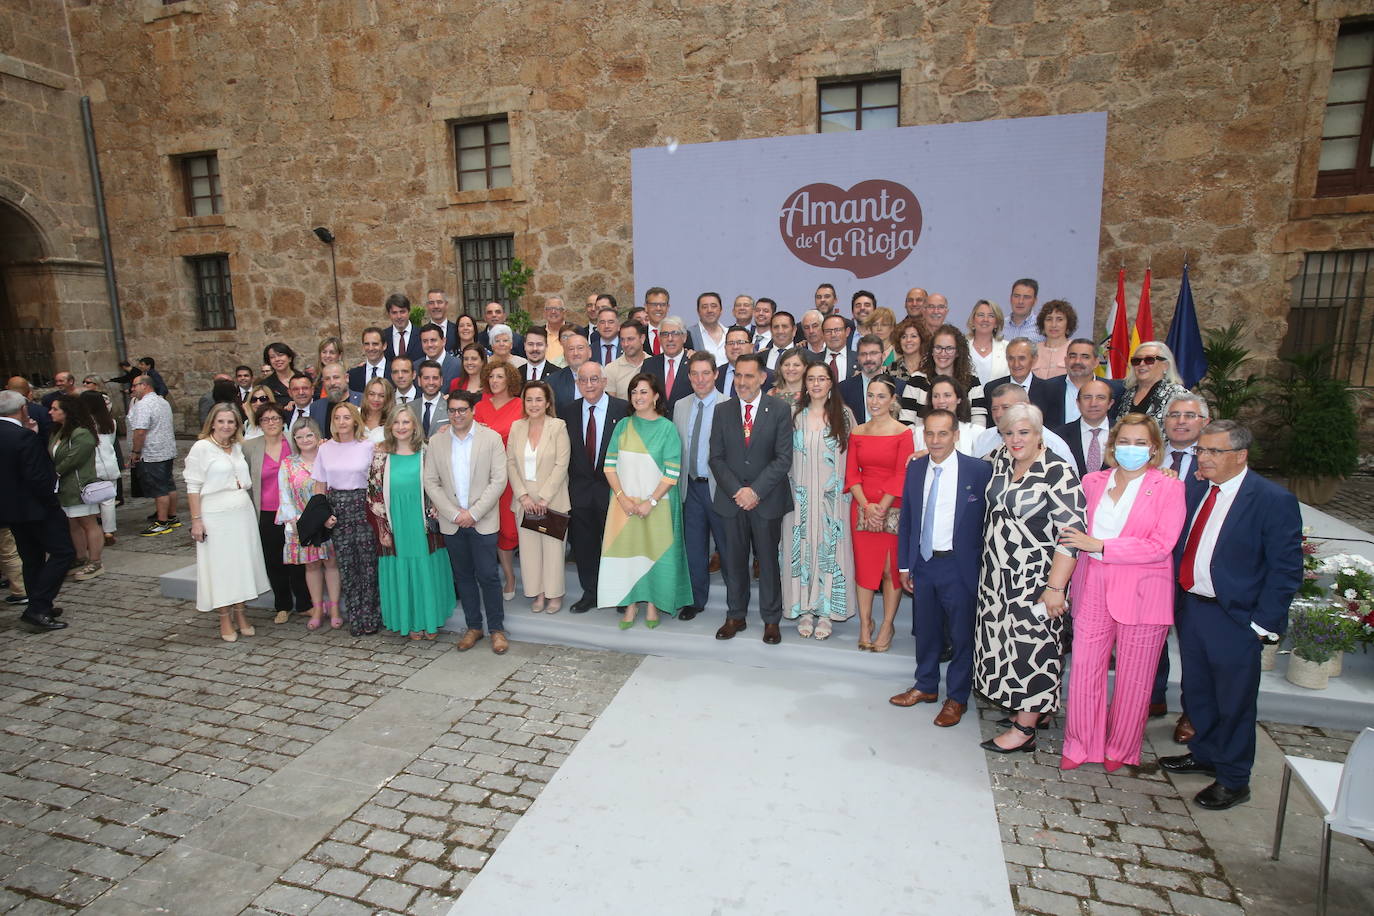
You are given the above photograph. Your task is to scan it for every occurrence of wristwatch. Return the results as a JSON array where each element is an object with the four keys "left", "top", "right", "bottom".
[
  {"left": 1258, "top": 632, "right": 1280, "bottom": 645},
  {"left": 649, "top": 497, "right": 659, "bottom": 507}
]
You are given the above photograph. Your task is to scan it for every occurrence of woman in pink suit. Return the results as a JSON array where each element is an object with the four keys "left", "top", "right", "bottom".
[{"left": 1058, "top": 412, "right": 1186, "bottom": 772}]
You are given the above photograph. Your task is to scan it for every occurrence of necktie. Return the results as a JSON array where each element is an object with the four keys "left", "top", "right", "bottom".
[
  {"left": 665, "top": 357, "right": 677, "bottom": 394},
  {"left": 604, "top": 344, "right": 613, "bottom": 363},
  {"left": 1171, "top": 449, "right": 1185, "bottom": 473},
  {"left": 690, "top": 400, "right": 704, "bottom": 478},
  {"left": 830, "top": 354, "right": 838, "bottom": 375},
  {"left": 651, "top": 329, "right": 661, "bottom": 355},
  {"left": 585, "top": 405, "right": 597, "bottom": 465},
  {"left": 1178, "top": 485, "right": 1221, "bottom": 591},
  {"left": 371, "top": 365, "right": 378, "bottom": 379},
  {"left": 920, "top": 465, "right": 942, "bottom": 561},
  {"left": 529, "top": 365, "right": 539, "bottom": 382},
  {"left": 422, "top": 401, "right": 432, "bottom": 435},
  {"left": 400, "top": 393, "right": 409, "bottom": 404},
  {"left": 1087, "top": 427, "right": 1101, "bottom": 471},
  {"left": 743, "top": 403, "right": 754, "bottom": 442},
  {"left": 398, "top": 330, "right": 406, "bottom": 355}
]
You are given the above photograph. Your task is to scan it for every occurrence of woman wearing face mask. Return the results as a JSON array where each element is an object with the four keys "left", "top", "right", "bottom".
[{"left": 1056, "top": 414, "right": 1185, "bottom": 772}]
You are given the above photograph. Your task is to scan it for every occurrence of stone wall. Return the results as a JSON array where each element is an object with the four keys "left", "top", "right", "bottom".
[{"left": 53, "top": 0, "right": 1374, "bottom": 430}]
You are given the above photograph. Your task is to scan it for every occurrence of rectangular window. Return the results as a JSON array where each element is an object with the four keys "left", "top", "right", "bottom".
[
  {"left": 818, "top": 76, "right": 900, "bottom": 132},
  {"left": 1282, "top": 249, "right": 1374, "bottom": 386},
  {"left": 453, "top": 116, "right": 512, "bottom": 191},
  {"left": 189, "top": 254, "right": 235, "bottom": 330},
  {"left": 179, "top": 152, "right": 222, "bottom": 216},
  {"left": 456, "top": 235, "right": 514, "bottom": 316},
  {"left": 1317, "top": 22, "right": 1374, "bottom": 197}
]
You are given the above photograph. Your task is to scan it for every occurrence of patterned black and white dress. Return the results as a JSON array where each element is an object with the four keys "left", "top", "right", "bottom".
[{"left": 974, "top": 447, "right": 1085, "bottom": 713}]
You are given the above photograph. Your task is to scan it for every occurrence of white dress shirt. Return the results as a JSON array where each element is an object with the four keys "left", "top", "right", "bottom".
[
  {"left": 419, "top": 394, "right": 445, "bottom": 433},
  {"left": 1088, "top": 470, "right": 1144, "bottom": 559},
  {"left": 389, "top": 323, "right": 415, "bottom": 354},
  {"left": 525, "top": 360, "right": 549, "bottom": 382},
  {"left": 922, "top": 451, "right": 959, "bottom": 553},
  {"left": 394, "top": 386, "right": 419, "bottom": 405},
  {"left": 1182, "top": 468, "right": 1247, "bottom": 600},
  {"left": 738, "top": 392, "right": 762, "bottom": 427},
  {"left": 1063, "top": 378, "right": 1083, "bottom": 423},
  {"left": 824, "top": 348, "right": 851, "bottom": 378},
  {"left": 581, "top": 394, "right": 608, "bottom": 459},
  {"left": 698, "top": 325, "right": 728, "bottom": 364},
  {"left": 448, "top": 424, "right": 475, "bottom": 510},
  {"left": 362, "top": 358, "right": 386, "bottom": 382},
  {"left": 1166, "top": 443, "right": 1197, "bottom": 479}
]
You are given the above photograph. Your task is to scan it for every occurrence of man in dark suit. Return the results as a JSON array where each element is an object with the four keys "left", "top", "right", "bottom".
[
  {"left": 423, "top": 289, "right": 461, "bottom": 353},
  {"left": 348, "top": 327, "right": 390, "bottom": 393},
  {"left": 478, "top": 301, "right": 526, "bottom": 357},
  {"left": 641, "top": 316, "right": 693, "bottom": 413},
  {"left": 546, "top": 334, "right": 588, "bottom": 411},
  {"left": 709, "top": 353, "right": 793, "bottom": 645},
  {"left": 984, "top": 338, "right": 1058, "bottom": 427},
  {"left": 587, "top": 304, "right": 622, "bottom": 365},
  {"left": 890, "top": 410, "right": 990, "bottom": 725},
  {"left": 307, "top": 363, "right": 362, "bottom": 437},
  {"left": 520, "top": 326, "right": 554, "bottom": 384},
  {"left": 418, "top": 324, "right": 464, "bottom": 392},
  {"left": 285, "top": 373, "right": 317, "bottom": 432},
  {"left": 0, "top": 390, "right": 71, "bottom": 631},
  {"left": 757, "top": 311, "right": 795, "bottom": 371},
  {"left": 1053, "top": 379, "right": 1115, "bottom": 477},
  {"left": 383, "top": 293, "right": 425, "bottom": 363},
  {"left": 1041, "top": 338, "right": 1125, "bottom": 426},
  {"left": 558, "top": 362, "right": 628, "bottom": 613},
  {"left": 819, "top": 314, "right": 859, "bottom": 379},
  {"left": 1160, "top": 420, "right": 1302, "bottom": 811},
  {"left": 715, "top": 327, "right": 774, "bottom": 397},
  {"left": 837, "top": 335, "right": 887, "bottom": 422},
  {"left": 5, "top": 378, "right": 53, "bottom": 438}
]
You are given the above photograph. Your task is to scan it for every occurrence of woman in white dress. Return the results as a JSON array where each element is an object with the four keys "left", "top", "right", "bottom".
[
  {"left": 966, "top": 299, "right": 1008, "bottom": 386},
  {"left": 185, "top": 403, "right": 270, "bottom": 642}
]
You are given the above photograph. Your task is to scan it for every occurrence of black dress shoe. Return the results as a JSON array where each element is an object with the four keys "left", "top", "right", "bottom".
[
  {"left": 48, "top": 606, "right": 62, "bottom": 617},
  {"left": 1194, "top": 781, "right": 1250, "bottom": 810},
  {"left": 762, "top": 623, "right": 781, "bottom": 644},
  {"left": 939, "top": 644, "right": 953, "bottom": 663},
  {"left": 569, "top": 596, "right": 594, "bottom": 614},
  {"left": 20, "top": 613, "right": 68, "bottom": 632},
  {"left": 1159, "top": 753, "right": 1216, "bottom": 775},
  {"left": 678, "top": 606, "right": 700, "bottom": 621}
]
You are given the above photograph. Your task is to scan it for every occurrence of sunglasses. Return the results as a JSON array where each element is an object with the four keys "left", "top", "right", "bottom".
[
  {"left": 1130, "top": 356, "right": 1166, "bottom": 366},
  {"left": 250, "top": 395, "right": 271, "bottom": 403}
]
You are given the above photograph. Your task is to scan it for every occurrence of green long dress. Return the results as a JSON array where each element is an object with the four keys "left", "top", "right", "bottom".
[
  {"left": 596, "top": 415, "right": 693, "bottom": 613},
  {"left": 378, "top": 452, "right": 455, "bottom": 634}
]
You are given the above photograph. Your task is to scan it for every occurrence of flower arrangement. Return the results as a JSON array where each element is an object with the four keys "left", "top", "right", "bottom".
[
  {"left": 1316, "top": 552, "right": 1374, "bottom": 648},
  {"left": 1287, "top": 601, "right": 1348, "bottom": 664},
  {"left": 1297, "top": 531, "right": 1325, "bottom": 599}
]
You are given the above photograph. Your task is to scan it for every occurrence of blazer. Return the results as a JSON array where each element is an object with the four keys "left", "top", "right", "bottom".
[
  {"left": 896, "top": 452, "right": 992, "bottom": 581},
  {"left": 1173, "top": 469, "right": 1303, "bottom": 635},
  {"left": 673, "top": 390, "right": 723, "bottom": 500},
  {"left": 50, "top": 428, "right": 98, "bottom": 508},
  {"left": 422, "top": 422, "right": 508, "bottom": 536},
  {"left": 1070, "top": 468, "right": 1186, "bottom": 626},
  {"left": 241, "top": 434, "right": 295, "bottom": 512},
  {"left": 545, "top": 366, "right": 576, "bottom": 412},
  {"left": 715, "top": 363, "right": 775, "bottom": 397},
  {"left": 588, "top": 336, "right": 621, "bottom": 364},
  {"left": 506, "top": 417, "right": 572, "bottom": 515},
  {"left": 0, "top": 420, "right": 60, "bottom": 523},
  {"left": 308, "top": 392, "right": 363, "bottom": 439},
  {"left": 1053, "top": 419, "right": 1112, "bottom": 478},
  {"left": 1042, "top": 375, "right": 1125, "bottom": 425},
  {"left": 641, "top": 354, "right": 694, "bottom": 412},
  {"left": 984, "top": 373, "right": 1060, "bottom": 428},
  {"left": 348, "top": 360, "right": 390, "bottom": 393},
  {"left": 384, "top": 325, "right": 426, "bottom": 363},
  {"left": 838, "top": 374, "right": 869, "bottom": 423},
  {"left": 558, "top": 395, "right": 629, "bottom": 510},
  {"left": 708, "top": 393, "right": 794, "bottom": 519},
  {"left": 688, "top": 322, "right": 726, "bottom": 360},
  {"left": 365, "top": 447, "right": 443, "bottom": 557}
]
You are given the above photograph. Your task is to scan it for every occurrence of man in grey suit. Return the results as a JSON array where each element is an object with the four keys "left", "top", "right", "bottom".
[
  {"left": 424, "top": 390, "right": 510, "bottom": 655},
  {"left": 709, "top": 352, "right": 793, "bottom": 645},
  {"left": 673, "top": 352, "right": 726, "bottom": 621}
]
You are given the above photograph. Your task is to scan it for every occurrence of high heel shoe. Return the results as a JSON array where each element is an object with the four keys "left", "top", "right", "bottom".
[
  {"left": 545, "top": 599, "right": 561, "bottom": 614},
  {"left": 306, "top": 607, "right": 322, "bottom": 631},
  {"left": 234, "top": 608, "right": 255, "bottom": 637},
  {"left": 797, "top": 614, "right": 815, "bottom": 638},
  {"left": 857, "top": 621, "right": 874, "bottom": 651},
  {"left": 980, "top": 722, "right": 1037, "bottom": 755},
  {"left": 327, "top": 600, "right": 343, "bottom": 629},
  {"left": 619, "top": 606, "right": 638, "bottom": 630},
  {"left": 871, "top": 630, "right": 893, "bottom": 653},
  {"left": 997, "top": 713, "right": 1053, "bottom": 730},
  {"left": 218, "top": 611, "right": 237, "bottom": 643},
  {"left": 1059, "top": 755, "right": 1083, "bottom": 771},
  {"left": 645, "top": 615, "right": 660, "bottom": 629},
  {"left": 531, "top": 597, "right": 546, "bottom": 613},
  {"left": 1103, "top": 758, "right": 1126, "bottom": 773}
]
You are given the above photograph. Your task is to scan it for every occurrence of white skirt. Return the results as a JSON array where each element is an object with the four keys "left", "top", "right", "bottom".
[
  {"left": 195, "top": 488, "right": 271, "bottom": 612},
  {"left": 62, "top": 502, "right": 99, "bottom": 518}
]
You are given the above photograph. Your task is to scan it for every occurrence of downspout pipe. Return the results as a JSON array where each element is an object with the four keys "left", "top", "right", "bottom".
[{"left": 80, "top": 95, "right": 126, "bottom": 361}]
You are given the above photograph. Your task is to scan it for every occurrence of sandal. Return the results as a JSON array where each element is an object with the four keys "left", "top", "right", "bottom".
[
  {"left": 327, "top": 600, "right": 343, "bottom": 629},
  {"left": 408, "top": 632, "right": 423, "bottom": 641},
  {"left": 797, "top": 614, "right": 815, "bottom": 638},
  {"left": 814, "top": 618, "right": 832, "bottom": 640},
  {"left": 858, "top": 620, "right": 874, "bottom": 651},
  {"left": 981, "top": 721, "right": 1038, "bottom": 754},
  {"left": 306, "top": 608, "right": 322, "bottom": 631},
  {"left": 274, "top": 610, "right": 290, "bottom": 625}
]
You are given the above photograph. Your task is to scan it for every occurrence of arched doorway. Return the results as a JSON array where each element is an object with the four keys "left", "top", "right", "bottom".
[{"left": 0, "top": 199, "right": 56, "bottom": 386}]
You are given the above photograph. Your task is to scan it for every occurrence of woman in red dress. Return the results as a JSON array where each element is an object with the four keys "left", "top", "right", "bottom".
[
  {"left": 845, "top": 376, "right": 916, "bottom": 653},
  {"left": 474, "top": 357, "right": 524, "bottom": 599}
]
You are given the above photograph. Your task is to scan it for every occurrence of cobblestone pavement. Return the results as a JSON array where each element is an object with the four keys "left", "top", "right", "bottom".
[{"left": 1320, "top": 473, "right": 1374, "bottom": 534}]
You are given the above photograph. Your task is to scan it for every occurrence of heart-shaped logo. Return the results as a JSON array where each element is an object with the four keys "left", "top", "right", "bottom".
[{"left": 778, "top": 180, "right": 923, "bottom": 279}]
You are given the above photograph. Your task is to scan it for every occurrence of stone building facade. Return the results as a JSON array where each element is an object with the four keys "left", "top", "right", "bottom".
[{"left": 5, "top": 0, "right": 1372, "bottom": 431}]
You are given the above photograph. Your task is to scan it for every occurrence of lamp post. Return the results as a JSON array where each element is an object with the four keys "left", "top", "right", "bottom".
[{"left": 313, "top": 227, "right": 342, "bottom": 337}]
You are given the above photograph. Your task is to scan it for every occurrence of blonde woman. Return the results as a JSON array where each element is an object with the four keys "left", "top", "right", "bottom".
[
  {"left": 506, "top": 380, "right": 571, "bottom": 612},
  {"left": 360, "top": 377, "right": 394, "bottom": 443},
  {"left": 185, "top": 403, "right": 270, "bottom": 641},
  {"left": 967, "top": 299, "right": 1009, "bottom": 385}
]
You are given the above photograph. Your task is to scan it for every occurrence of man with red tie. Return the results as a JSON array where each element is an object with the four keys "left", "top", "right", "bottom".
[
  {"left": 643, "top": 286, "right": 672, "bottom": 356},
  {"left": 1159, "top": 420, "right": 1301, "bottom": 811}
]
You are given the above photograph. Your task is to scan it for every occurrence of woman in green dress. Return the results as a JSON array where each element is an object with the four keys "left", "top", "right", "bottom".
[
  {"left": 598, "top": 372, "right": 693, "bottom": 628},
  {"left": 366, "top": 408, "right": 455, "bottom": 639}
]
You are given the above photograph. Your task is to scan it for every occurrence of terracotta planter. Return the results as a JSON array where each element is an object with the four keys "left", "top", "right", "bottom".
[
  {"left": 1286, "top": 654, "right": 1330, "bottom": 690},
  {"left": 1323, "top": 651, "right": 1343, "bottom": 678},
  {"left": 1288, "top": 476, "right": 1341, "bottom": 506},
  {"left": 1261, "top": 642, "right": 1279, "bottom": 671}
]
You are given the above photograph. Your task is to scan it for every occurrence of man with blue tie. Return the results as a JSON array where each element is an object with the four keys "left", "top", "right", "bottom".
[
  {"left": 673, "top": 352, "right": 725, "bottom": 621},
  {"left": 1159, "top": 420, "right": 1301, "bottom": 811},
  {"left": 889, "top": 411, "right": 992, "bottom": 726},
  {"left": 589, "top": 305, "right": 623, "bottom": 365}
]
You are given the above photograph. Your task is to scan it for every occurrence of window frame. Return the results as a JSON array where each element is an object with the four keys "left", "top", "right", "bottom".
[
  {"left": 455, "top": 235, "right": 515, "bottom": 316},
  {"left": 817, "top": 75, "right": 901, "bottom": 133},
  {"left": 178, "top": 151, "right": 223, "bottom": 217},
  {"left": 1317, "top": 21, "right": 1374, "bottom": 197},
  {"left": 452, "top": 116, "right": 512, "bottom": 192},
  {"left": 1282, "top": 248, "right": 1373, "bottom": 386},
  {"left": 188, "top": 254, "right": 235, "bottom": 331}
]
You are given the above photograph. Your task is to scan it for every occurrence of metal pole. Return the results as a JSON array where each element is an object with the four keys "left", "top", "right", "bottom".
[
  {"left": 330, "top": 242, "right": 341, "bottom": 338},
  {"left": 79, "top": 96, "right": 126, "bottom": 362}
]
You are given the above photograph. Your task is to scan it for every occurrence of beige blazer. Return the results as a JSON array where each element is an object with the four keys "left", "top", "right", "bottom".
[
  {"left": 506, "top": 416, "right": 571, "bottom": 516},
  {"left": 423, "top": 422, "right": 507, "bottom": 536},
  {"left": 241, "top": 434, "right": 294, "bottom": 513}
]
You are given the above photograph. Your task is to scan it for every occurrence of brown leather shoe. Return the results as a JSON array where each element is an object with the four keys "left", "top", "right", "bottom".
[
  {"left": 1148, "top": 702, "right": 1168, "bottom": 718},
  {"left": 762, "top": 623, "right": 781, "bottom": 645},
  {"left": 456, "top": 628, "right": 484, "bottom": 651},
  {"left": 1173, "top": 713, "right": 1195, "bottom": 745},
  {"left": 490, "top": 631, "right": 509, "bottom": 655},
  {"left": 715, "top": 617, "right": 747, "bottom": 640},
  {"left": 707, "top": 552, "right": 721, "bottom": 574},
  {"left": 889, "top": 688, "right": 939, "bottom": 708},
  {"left": 933, "top": 699, "right": 967, "bottom": 727}
]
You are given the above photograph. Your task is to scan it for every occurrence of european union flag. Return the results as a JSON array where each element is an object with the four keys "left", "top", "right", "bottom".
[{"left": 1165, "top": 264, "right": 1208, "bottom": 388}]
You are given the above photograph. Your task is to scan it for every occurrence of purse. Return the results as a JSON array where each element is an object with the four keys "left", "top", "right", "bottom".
[
  {"left": 80, "top": 479, "right": 116, "bottom": 505},
  {"left": 520, "top": 507, "right": 569, "bottom": 541},
  {"left": 855, "top": 505, "right": 901, "bottom": 535}
]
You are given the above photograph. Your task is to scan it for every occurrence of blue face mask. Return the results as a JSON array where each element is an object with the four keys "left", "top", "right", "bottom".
[{"left": 1114, "top": 444, "right": 1151, "bottom": 471}]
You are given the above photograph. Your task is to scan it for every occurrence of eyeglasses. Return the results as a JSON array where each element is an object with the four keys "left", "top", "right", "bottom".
[
  {"left": 1165, "top": 411, "right": 1201, "bottom": 420},
  {"left": 1196, "top": 446, "right": 1243, "bottom": 456},
  {"left": 446, "top": 406, "right": 472, "bottom": 415},
  {"left": 1130, "top": 356, "right": 1166, "bottom": 366},
  {"left": 932, "top": 345, "right": 957, "bottom": 354},
  {"left": 250, "top": 395, "right": 271, "bottom": 403}
]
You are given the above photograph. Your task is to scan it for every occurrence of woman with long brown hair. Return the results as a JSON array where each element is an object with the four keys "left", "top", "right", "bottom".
[
  {"left": 360, "top": 377, "right": 394, "bottom": 443},
  {"left": 900, "top": 324, "right": 989, "bottom": 428},
  {"left": 78, "top": 389, "right": 120, "bottom": 546},
  {"left": 474, "top": 358, "right": 524, "bottom": 598},
  {"left": 48, "top": 395, "right": 104, "bottom": 581}
]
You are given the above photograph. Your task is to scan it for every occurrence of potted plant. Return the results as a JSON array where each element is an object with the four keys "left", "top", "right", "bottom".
[
  {"left": 1285, "top": 602, "right": 1343, "bottom": 689},
  {"left": 1317, "top": 553, "right": 1374, "bottom": 675},
  {"left": 1198, "top": 320, "right": 1263, "bottom": 420},
  {"left": 1264, "top": 348, "right": 1359, "bottom": 505}
]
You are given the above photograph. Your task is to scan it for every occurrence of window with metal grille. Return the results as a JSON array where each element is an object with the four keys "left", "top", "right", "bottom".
[
  {"left": 453, "top": 117, "right": 512, "bottom": 191},
  {"left": 456, "top": 235, "right": 514, "bottom": 316},
  {"left": 189, "top": 254, "right": 235, "bottom": 330},
  {"left": 1282, "top": 249, "right": 1374, "bottom": 386},
  {"left": 1317, "top": 22, "right": 1374, "bottom": 197},
  {"left": 818, "top": 76, "right": 900, "bottom": 132},
  {"left": 179, "top": 152, "right": 222, "bottom": 216}
]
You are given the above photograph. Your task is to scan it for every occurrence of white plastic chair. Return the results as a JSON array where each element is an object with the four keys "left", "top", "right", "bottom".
[{"left": 1270, "top": 727, "right": 1374, "bottom": 915}]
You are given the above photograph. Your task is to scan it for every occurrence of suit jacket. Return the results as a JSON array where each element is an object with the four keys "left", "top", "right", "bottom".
[
  {"left": 429, "top": 352, "right": 464, "bottom": 392},
  {"left": 641, "top": 353, "right": 693, "bottom": 413},
  {"left": 307, "top": 392, "right": 362, "bottom": 439},
  {"left": 715, "top": 364, "right": 774, "bottom": 397},
  {"left": 241, "top": 435, "right": 295, "bottom": 513},
  {"left": 1053, "top": 419, "right": 1112, "bottom": 477},
  {"left": 348, "top": 360, "right": 390, "bottom": 393},
  {"left": 588, "top": 336, "right": 622, "bottom": 364},
  {"left": 422, "top": 422, "right": 508, "bottom": 535},
  {"left": 384, "top": 325, "right": 426, "bottom": 363},
  {"left": 408, "top": 395, "right": 449, "bottom": 438},
  {"left": 0, "top": 419, "right": 61, "bottom": 523},
  {"left": 1173, "top": 469, "right": 1303, "bottom": 635},
  {"left": 25, "top": 402, "right": 52, "bottom": 439},
  {"left": 478, "top": 329, "right": 526, "bottom": 357},
  {"left": 673, "top": 390, "right": 723, "bottom": 500},
  {"left": 1042, "top": 375, "right": 1125, "bottom": 425},
  {"left": 818, "top": 346, "right": 860, "bottom": 379},
  {"left": 545, "top": 367, "right": 577, "bottom": 413},
  {"left": 708, "top": 393, "right": 793, "bottom": 519},
  {"left": 437, "top": 319, "right": 461, "bottom": 354},
  {"left": 896, "top": 452, "right": 992, "bottom": 581},
  {"left": 521, "top": 361, "right": 557, "bottom": 386},
  {"left": 558, "top": 395, "right": 629, "bottom": 511},
  {"left": 1070, "top": 468, "right": 1186, "bottom": 626},
  {"left": 505, "top": 417, "right": 571, "bottom": 515},
  {"left": 838, "top": 374, "right": 870, "bottom": 423},
  {"left": 985, "top": 374, "right": 1059, "bottom": 428},
  {"left": 688, "top": 322, "right": 726, "bottom": 360}
]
